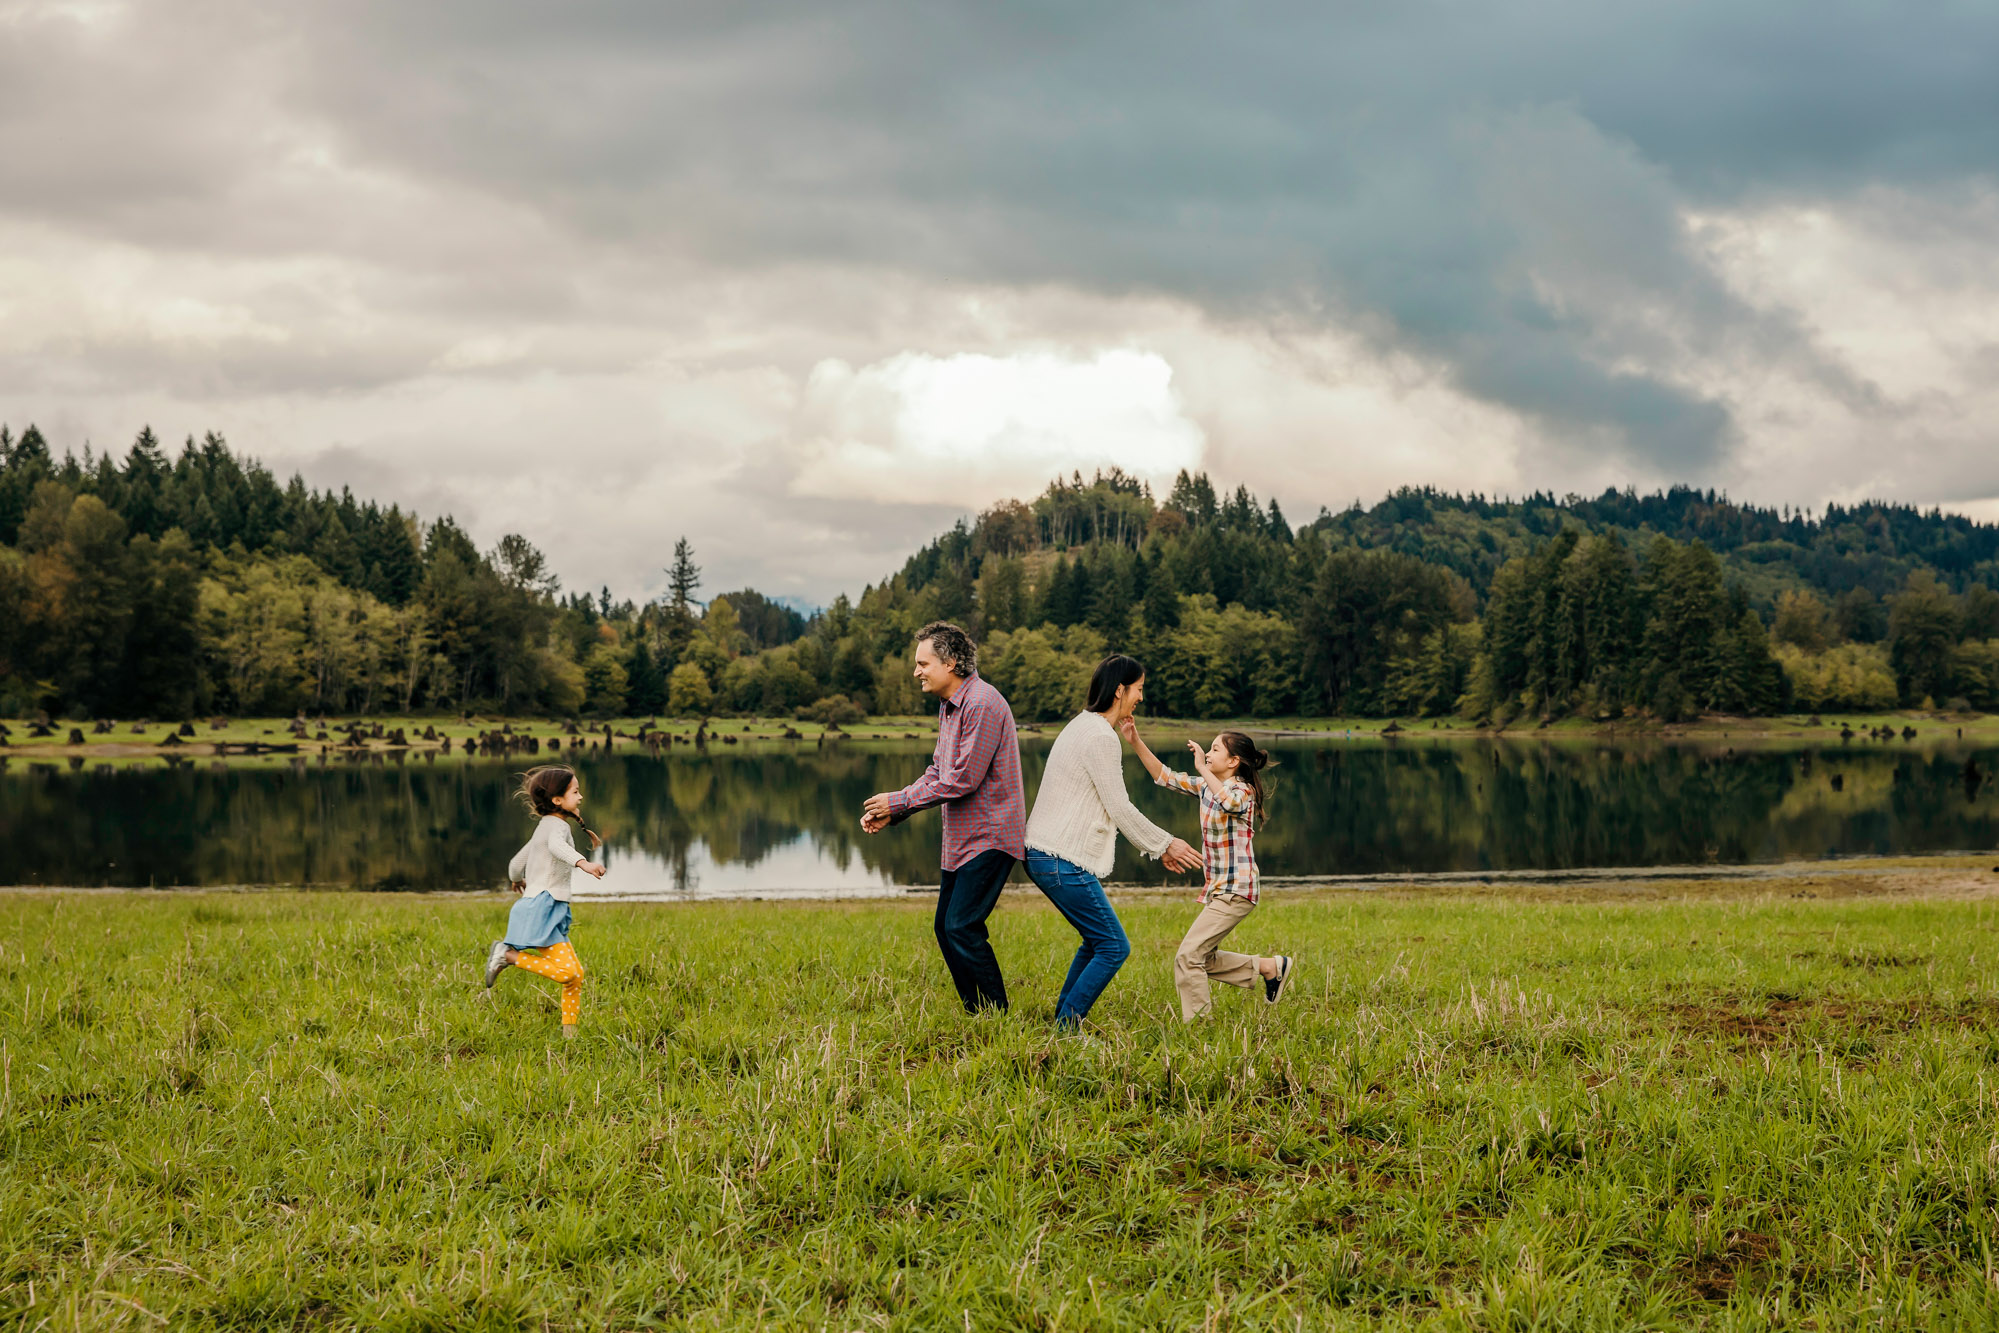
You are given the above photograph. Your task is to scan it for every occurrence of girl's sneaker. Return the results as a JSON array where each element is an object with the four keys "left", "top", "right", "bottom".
[
  {"left": 1264, "top": 956, "right": 1294, "bottom": 1005},
  {"left": 483, "top": 940, "right": 511, "bottom": 988}
]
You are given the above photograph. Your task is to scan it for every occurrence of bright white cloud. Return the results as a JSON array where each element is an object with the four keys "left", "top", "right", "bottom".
[{"left": 786, "top": 349, "right": 1204, "bottom": 505}]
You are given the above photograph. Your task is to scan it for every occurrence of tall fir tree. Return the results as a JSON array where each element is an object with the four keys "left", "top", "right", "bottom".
[{"left": 662, "top": 536, "right": 702, "bottom": 668}]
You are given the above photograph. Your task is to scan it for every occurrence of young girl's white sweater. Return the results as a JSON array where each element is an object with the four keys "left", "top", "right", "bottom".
[
  {"left": 508, "top": 815, "right": 584, "bottom": 902},
  {"left": 1024, "top": 711, "right": 1174, "bottom": 877}
]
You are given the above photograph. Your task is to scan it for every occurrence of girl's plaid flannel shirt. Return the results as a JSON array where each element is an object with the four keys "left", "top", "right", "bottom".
[{"left": 1155, "top": 770, "right": 1259, "bottom": 904}]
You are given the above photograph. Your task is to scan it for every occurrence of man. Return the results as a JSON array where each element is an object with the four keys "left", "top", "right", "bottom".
[{"left": 862, "top": 621, "right": 1025, "bottom": 1012}]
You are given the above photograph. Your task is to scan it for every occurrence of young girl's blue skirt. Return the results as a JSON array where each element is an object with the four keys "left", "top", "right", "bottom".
[{"left": 505, "top": 892, "right": 571, "bottom": 949}]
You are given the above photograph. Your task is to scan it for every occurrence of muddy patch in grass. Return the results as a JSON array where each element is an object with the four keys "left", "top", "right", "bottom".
[
  {"left": 1789, "top": 949, "right": 1931, "bottom": 969},
  {"left": 1652, "top": 993, "right": 1999, "bottom": 1050},
  {"left": 1679, "top": 1230, "right": 1782, "bottom": 1302}
]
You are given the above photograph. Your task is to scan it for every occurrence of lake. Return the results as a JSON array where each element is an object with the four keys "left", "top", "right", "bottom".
[{"left": 4, "top": 736, "right": 1997, "bottom": 896}]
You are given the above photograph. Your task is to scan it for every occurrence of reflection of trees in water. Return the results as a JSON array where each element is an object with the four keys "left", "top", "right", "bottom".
[
  {"left": 1218, "top": 742, "right": 1999, "bottom": 873},
  {"left": 4, "top": 741, "right": 1998, "bottom": 889}
]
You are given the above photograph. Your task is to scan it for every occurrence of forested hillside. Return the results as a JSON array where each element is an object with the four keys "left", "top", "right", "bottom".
[{"left": 6, "top": 422, "right": 1999, "bottom": 723}]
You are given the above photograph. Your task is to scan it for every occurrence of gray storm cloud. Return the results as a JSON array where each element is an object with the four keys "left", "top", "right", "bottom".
[
  {"left": 2, "top": 0, "right": 1997, "bottom": 597},
  {"left": 257, "top": 0, "right": 1996, "bottom": 465}
]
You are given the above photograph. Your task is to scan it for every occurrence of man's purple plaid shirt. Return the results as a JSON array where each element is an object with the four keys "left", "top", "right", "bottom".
[{"left": 886, "top": 672, "right": 1027, "bottom": 870}]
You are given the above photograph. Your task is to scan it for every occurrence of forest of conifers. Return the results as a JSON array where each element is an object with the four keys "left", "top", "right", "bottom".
[{"left": 7, "top": 422, "right": 1999, "bottom": 723}]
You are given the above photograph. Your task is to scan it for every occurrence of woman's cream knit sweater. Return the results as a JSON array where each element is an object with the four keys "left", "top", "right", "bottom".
[{"left": 1024, "top": 711, "right": 1175, "bottom": 877}]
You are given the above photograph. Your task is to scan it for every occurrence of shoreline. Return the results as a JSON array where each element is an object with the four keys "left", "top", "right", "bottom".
[
  {"left": 7, "top": 851, "right": 1996, "bottom": 902},
  {"left": 2, "top": 708, "right": 1994, "bottom": 762}
]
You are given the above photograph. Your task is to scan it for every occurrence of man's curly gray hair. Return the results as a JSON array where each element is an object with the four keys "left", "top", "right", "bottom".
[{"left": 916, "top": 621, "right": 978, "bottom": 678}]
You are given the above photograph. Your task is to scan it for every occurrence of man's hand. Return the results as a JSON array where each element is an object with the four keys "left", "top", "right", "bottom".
[
  {"left": 1185, "top": 739, "right": 1209, "bottom": 772},
  {"left": 862, "top": 791, "right": 897, "bottom": 823},
  {"left": 860, "top": 811, "right": 888, "bottom": 835},
  {"left": 1162, "top": 838, "right": 1202, "bottom": 873}
]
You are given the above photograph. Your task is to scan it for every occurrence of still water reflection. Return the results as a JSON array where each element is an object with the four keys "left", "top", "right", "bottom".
[{"left": 4, "top": 738, "right": 1997, "bottom": 896}]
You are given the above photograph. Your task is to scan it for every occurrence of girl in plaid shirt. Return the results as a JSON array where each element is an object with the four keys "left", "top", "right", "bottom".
[{"left": 1120, "top": 724, "right": 1294, "bottom": 1020}]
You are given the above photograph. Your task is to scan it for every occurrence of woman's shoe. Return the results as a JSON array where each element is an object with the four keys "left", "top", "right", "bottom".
[{"left": 1263, "top": 956, "right": 1293, "bottom": 1005}]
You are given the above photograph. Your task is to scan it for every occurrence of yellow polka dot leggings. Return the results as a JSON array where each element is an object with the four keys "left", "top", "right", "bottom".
[{"left": 514, "top": 942, "right": 583, "bottom": 1026}]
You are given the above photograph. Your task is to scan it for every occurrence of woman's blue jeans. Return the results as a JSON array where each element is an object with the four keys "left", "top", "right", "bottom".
[{"left": 1023, "top": 849, "right": 1130, "bottom": 1025}]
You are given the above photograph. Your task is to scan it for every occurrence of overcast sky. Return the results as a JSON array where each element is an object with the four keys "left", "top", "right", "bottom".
[{"left": 3, "top": 1, "right": 1997, "bottom": 604}]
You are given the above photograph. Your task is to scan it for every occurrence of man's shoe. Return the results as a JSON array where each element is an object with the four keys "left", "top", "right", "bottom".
[
  {"left": 1264, "top": 956, "right": 1293, "bottom": 1005},
  {"left": 483, "top": 940, "right": 511, "bottom": 988}
]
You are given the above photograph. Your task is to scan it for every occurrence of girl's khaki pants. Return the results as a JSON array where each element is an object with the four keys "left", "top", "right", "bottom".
[{"left": 1173, "top": 895, "right": 1260, "bottom": 1021}]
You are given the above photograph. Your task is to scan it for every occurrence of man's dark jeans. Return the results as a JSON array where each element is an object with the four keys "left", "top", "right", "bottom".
[{"left": 935, "top": 848, "right": 1016, "bottom": 1012}]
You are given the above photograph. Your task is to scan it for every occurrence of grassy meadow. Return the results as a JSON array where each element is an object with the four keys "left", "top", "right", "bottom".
[{"left": 5, "top": 888, "right": 1999, "bottom": 1330}]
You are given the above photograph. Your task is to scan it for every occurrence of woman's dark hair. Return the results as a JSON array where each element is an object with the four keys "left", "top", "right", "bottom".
[
  {"left": 517, "top": 765, "right": 596, "bottom": 841},
  {"left": 1215, "top": 731, "right": 1274, "bottom": 823},
  {"left": 1085, "top": 654, "right": 1146, "bottom": 713}
]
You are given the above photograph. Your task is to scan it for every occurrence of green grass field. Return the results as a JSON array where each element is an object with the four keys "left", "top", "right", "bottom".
[{"left": 6, "top": 888, "right": 1999, "bottom": 1330}]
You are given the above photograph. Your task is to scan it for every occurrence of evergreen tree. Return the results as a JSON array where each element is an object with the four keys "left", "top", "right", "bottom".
[
  {"left": 0, "top": 424, "right": 52, "bottom": 544},
  {"left": 1087, "top": 549, "right": 1133, "bottom": 638},
  {"left": 423, "top": 516, "right": 481, "bottom": 568},
  {"left": 929, "top": 560, "right": 975, "bottom": 625},
  {"left": 1141, "top": 548, "right": 1181, "bottom": 630},
  {"left": 1834, "top": 587, "right": 1887, "bottom": 643},
  {"left": 1058, "top": 557, "right": 1095, "bottom": 628},
  {"left": 663, "top": 536, "right": 702, "bottom": 666},
  {"left": 312, "top": 515, "right": 365, "bottom": 587},
  {"left": 626, "top": 635, "right": 667, "bottom": 714},
  {"left": 1266, "top": 499, "right": 1292, "bottom": 543},
  {"left": 668, "top": 536, "right": 701, "bottom": 605},
  {"left": 1888, "top": 571, "right": 1960, "bottom": 704},
  {"left": 975, "top": 558, "right": 1028, "bottom": 635},
  {"left": 1165, "top": 470, "right": 1218, "bottom": 526},
  {"left": 51, "top": 495, "right": 134, "bottom": 715},
  {"left": 119, "top": 529, "right": 203, "bottom": 717},
  {"left": 371, "top": 510, "right": 423, "bottom": 606},
  {"left": 119, "top": 427, "right": 169, "bottom": 539}
]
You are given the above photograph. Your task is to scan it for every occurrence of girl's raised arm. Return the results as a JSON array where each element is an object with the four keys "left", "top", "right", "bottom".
[
  {"left": 1187, "top": 740, "right": 1230, "bottom": 801},
  {"left": 1115, "top": 716, "right": 1166, "bottom": 781}
]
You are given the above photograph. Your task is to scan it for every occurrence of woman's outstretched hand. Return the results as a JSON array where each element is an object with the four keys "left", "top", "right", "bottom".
[{"left": 1162, "top": 838, "right": 1202, "bottom": 873}]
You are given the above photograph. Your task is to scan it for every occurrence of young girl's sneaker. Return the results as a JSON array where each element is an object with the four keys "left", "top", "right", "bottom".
[
  {"left": 1264, "top": 956, "right": 1294, "bottom": 1005},
  {"left": 483, "top": 940, "right": 511, "bottom": 988}
]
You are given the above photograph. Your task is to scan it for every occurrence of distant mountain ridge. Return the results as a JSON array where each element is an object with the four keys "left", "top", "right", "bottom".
[{"left": 1303, "top": 485, "right": 1999, "bottom": 608}]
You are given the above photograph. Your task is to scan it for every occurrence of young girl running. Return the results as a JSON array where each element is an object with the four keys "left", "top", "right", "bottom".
[
  {"left": 1118, "top": 723, "right": 1293, "bottom": 1021},
  {"left": 483, "top": 765, "right": 605, "bottom": 1039}
]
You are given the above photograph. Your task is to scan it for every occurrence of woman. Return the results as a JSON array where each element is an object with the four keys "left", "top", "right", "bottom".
[{"left": 1023, "top": 654, "right": 1201, "bottom": 1026}]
